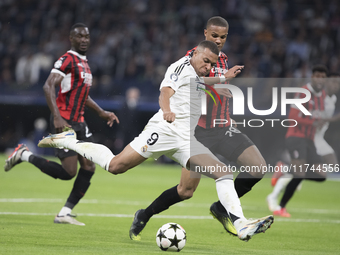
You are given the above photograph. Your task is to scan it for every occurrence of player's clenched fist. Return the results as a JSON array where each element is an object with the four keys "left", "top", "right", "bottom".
[{"left": 163, "top": 111, "right": 176, "bottom": 123}]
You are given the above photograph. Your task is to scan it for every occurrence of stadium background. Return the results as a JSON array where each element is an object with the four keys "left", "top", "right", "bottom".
[{"left": 1, "top": 0, "right": 340, "bottom": 166}]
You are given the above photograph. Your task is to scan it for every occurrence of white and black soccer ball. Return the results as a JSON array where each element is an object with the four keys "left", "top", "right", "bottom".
[{"left": 156, "top": 223, "right": 186, "bottom": 252}]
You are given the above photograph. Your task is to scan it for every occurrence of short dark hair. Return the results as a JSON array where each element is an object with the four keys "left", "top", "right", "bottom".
[
  {"left": 206, "top": 16, "right": 229, "bottom": 29},
  {"left": 70, "top": 23, "right": 87, "bottom": 34},
  {"left": 197, "top": 40, "right": 219, "bottom": 56},
  {"left": 312, "top": 64, "right": 328, "bottom": 75}
]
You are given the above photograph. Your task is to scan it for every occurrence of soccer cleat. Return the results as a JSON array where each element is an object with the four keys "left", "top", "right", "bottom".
[
  {"left": 273, "top": 207, "right": 291, "bottom": 217},
  {"left": 38, "top": 129, "right": 76, "bottom": 149},
  {"left": 266, "top": 194, "right": 280, "bottom": 212},
  {"left": 129, "top": 209, "right": 147, "bottom": 241},
  {"left": 54, "top": 214, "right": 85, "bottom": 226},
  {"left": 210, "top": 202, "right": 237, "bottom": 236},
  {"left": 4, "top": 144, "right": 29, "bottom": 172},
  {"left": 238, "top": 215, "right": 274, "bottom": 242}
]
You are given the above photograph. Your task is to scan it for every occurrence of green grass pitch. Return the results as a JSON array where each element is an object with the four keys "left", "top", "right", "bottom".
[{"left": 0, "top": 154, "right": 339, "bottom": 254}]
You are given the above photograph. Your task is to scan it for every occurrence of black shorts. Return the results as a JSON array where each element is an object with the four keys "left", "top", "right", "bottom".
[
  {"left": 195, "top": 126, "right": 254, "bottom": 162},
  {"left": 50, "top": 115, "right": 94, "bottom": 159},
  {"left": 286, "top": 136, "right": 322, "bottom": 164}
]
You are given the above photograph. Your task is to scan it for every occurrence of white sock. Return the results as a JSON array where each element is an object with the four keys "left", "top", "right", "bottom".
[
  {"left": 21, "top": 151, "right": 33, "bottom": 162},
  {"left": 215, "top": 175, "right": 247, "bottom": 232},
  {"left": 58, "top": 206, "right": 72, "bottom": 216},
  {"left": 61, "top": 139, "right": 115, "bottom": 171},
  {"left": 270, "top": 173, "right": 293, "bottom": 199}
]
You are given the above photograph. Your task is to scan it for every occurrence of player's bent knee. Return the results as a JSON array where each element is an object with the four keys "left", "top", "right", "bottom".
[
  {"left": 178, "top": 190, "right": 194, "bottom": 200},
  {"left": 177, "top": 186, "right": 195, "bottom": 200},
  {"left": 82, "top": 162, "right": 96, "bottom": 172},
  {"left": 107, "top": 163, "right": 129, "bottom": 175}
]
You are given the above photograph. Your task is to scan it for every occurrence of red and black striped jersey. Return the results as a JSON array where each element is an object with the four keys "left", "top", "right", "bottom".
[
  {"left": 286, "top": 83, "right": 327, "bottom": 140},
  {"left": 51, "top": 50, "right": 92, "bottom": 123},
  {"left": 186, "top": 47, "right": 230, "bottom": 129}
]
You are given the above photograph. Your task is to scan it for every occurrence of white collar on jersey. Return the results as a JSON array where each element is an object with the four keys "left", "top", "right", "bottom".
[
  {"left": 68, "top": 50, "right": 87, "bottom": 60},
  {"left": 307, "top": 82, "right": 323, "bottom": 97}
]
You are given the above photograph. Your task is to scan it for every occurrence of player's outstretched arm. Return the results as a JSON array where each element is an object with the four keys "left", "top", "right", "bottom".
[
  {"left": 159, "top": 87, "right": 176, "bottom": 123},
  {"left": 86, "top": 96, "right": 119, "bottom": 127},
  {"left": 43, "top": 73, "right": 71, "bottom": 133}
]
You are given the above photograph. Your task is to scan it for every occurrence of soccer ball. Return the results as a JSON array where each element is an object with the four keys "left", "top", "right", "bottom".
[{"left": 156, "top": 223, "right": 186, "bottom": 252}]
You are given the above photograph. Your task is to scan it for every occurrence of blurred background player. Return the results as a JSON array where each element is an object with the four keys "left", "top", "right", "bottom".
[
  {"left": 267, "top": 65, "right": 328, "bottom": 217},
  {"left": 4, "top": 23, "right": 119, "bottom": 225},
  {"left": 129, "top": 16, "right": 268, "bottom": 240},
  {"left": 268, "top": 71, "right": 340, "bottom": 214}
]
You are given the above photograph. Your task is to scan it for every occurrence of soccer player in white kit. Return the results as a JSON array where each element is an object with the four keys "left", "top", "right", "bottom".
[{"left": 38, "top": 40, "right": 273, "bottom": 241}]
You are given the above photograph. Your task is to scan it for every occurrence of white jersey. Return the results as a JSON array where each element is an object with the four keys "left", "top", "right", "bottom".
[
  {"left": 148, "top": 56, "right": 204, "bottom": 138},
  {"left": 314, "top": 94, "right": 337, "bottom": 156},
  {"left": 129, "top": 56, "right": 214, "bottom": 167}
]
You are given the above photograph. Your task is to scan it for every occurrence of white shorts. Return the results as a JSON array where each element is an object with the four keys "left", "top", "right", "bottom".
[
  {"left": 129, "top": 121, "right": 213, "bottom": 168},
  {"left": 314, "top": 135, "right": 334, "bottom": 156}
]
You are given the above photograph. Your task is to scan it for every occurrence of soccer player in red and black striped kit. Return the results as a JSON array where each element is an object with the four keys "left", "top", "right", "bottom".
[
  {"left": 273, "top": 65, "right": 328, "bottom": 217},
  {"left": 4, "top": 23, "right": 119, "bottom": 225},
  {"left": 129, "top": 16, "right": 267, "bottom": 240}
]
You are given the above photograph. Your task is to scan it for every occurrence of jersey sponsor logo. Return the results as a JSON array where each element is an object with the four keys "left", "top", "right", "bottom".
[
  {"left": 147, "top": 132, "right": 159, "bottom": 145},
  {"left": 211, "top": 67, "right": 227, "bottom": 75},
  {"left": 54, "top": 57, "right": 65, "bottom": 69},
  {"left": 81, "top": 72, "right": 93, "bottom": 86},
  {"left": 170, "top": 73, "right": 178, "bottom": 82}
]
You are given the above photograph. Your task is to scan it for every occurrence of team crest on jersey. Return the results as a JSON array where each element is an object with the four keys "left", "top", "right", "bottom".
[
  {"left": 170, "top": 73, "right": 178, "bottom": 82},
  {"left": 141, "top": 145, "right": 148, "bottom": 152},
  {"left": 54, "top": 57, "right": 65, "bottom": 69}
]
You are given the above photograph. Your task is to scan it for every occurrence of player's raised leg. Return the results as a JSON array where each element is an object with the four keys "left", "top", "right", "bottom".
[
  {"left": 38, "top": 129, "right": 114, "bottom": 171},
  {"left": 38, "top": 128, "right": 147, "bottom": 173}
]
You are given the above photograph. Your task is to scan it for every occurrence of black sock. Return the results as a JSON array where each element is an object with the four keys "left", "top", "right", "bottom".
[
  {"left": 64, "top": 168, "right": 94, "bottom": 209},
  {"left": 214, "top": 200, "right": 240, "bottom": 222},
  {"left": 279, "top": 178, "right": 303, "bottom": 208},
  {"left": 29, "top": 155, "right": 73, "bottom": 180},
  {"left": 142, "top": 185, "right": 182, "bottom": 223},
  {"left": 234, "top": 172, "right": 262, "bottom": 198}
]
